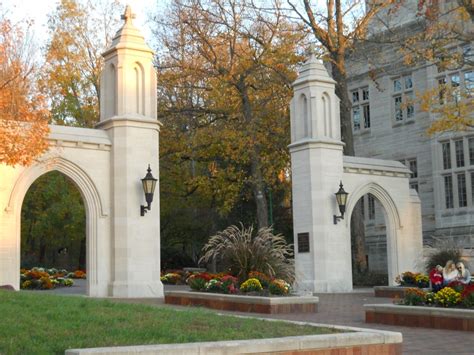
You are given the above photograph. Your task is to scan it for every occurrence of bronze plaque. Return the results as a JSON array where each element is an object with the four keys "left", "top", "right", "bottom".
[{"left": 297, "top": 233, "right": 310, "bottom": 253}]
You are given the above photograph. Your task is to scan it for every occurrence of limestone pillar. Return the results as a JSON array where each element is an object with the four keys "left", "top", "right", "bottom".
[
  {"left": 289, "top": 56, "right": 352, "bottom": 293},
  {"left": 96, "top": 6, "right": 163, "bottom": 298}
]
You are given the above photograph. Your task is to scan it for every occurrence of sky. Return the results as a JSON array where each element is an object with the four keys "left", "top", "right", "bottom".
[{"left": 1, "top": 0, "right": 159, "bottom": 44}]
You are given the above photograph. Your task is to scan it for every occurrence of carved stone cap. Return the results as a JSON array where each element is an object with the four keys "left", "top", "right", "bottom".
[
  {"left": 102, "top": 5, "right": 153, "bottom": 57},
  {"left": 293, "top": 55, "right": 336, "bottom": 87}
]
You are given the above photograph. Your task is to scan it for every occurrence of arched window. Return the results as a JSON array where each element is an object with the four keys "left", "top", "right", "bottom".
[
  {"left": 133, "top": 62, "right": 145, "bottom": 115},
  {"left": 104, "top": 64, "right": 116, "bottom": 118},
  {"left": 299, "top": 94, "right": 309, "bottom": 138}
]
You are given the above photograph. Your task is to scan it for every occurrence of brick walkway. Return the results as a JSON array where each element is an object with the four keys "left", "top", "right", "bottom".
[
  {"left": 50, "top": 284, "right": 474, "bottom": 354},
  {"left": 215, "top": 290, "right": 474, "bottom": 355}
]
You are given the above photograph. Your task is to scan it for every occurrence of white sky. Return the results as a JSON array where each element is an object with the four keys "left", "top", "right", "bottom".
[{"left": 1, "top": 0, "right": 160, "bottom": 45}]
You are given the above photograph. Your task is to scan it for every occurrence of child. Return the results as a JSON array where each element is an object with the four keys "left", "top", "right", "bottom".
[{"left": 429, "top": 265, "right": 444, "bottom": 292}]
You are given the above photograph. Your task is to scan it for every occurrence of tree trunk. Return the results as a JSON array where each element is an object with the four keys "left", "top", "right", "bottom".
[
  {"left": 332, "top": 56, "right": 367, "bottom": 273},
  {"left": 251, "top": 154, "right": 269, "bottom": 229},
  {"left": 78, "top": 237, "right": 86, "bottom": 270},
  {"left": 351, "top": 201, "right": 367, "bottom": 272},
  {"left": 331, "top": 61, "right": 354, "bottom": 156},
  {"left": 238, "top": 78, "right": 269, "bottom": 229}
]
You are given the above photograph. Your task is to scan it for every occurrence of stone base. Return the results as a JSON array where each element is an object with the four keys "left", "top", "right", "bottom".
[
  {"left": 165, "top": 291, "right": 318, "bottom": 314},
  {"left": 109, "top": 281, "right": 164, "bottom": 298},
  {"left": 365, "top": 304, "right": 474, "bottom": 331}
]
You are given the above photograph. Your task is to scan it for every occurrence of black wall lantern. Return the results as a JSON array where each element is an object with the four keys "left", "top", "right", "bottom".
[
  {"left": 333, "top": 181, "right": 348, "bottom": 224},
  {"left": 140, "top": 165, "right": 157, "bottom": 216}
]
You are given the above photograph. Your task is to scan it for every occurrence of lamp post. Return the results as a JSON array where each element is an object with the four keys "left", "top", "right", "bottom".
[
  {"left": 333, "top": 181, "right": 348, "bottom": 224},
  {"left": 140, "top": 165, "right": 157, "bottom": 216}
]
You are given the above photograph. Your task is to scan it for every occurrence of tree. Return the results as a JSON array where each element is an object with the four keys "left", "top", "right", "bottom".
[
  {"left": 401, "top": 1, "right": 473, "bottom": 134},
  {"left": 153, "top": 0, "right": 305, "bottom": 230},
  {"left": 41, "top": 0, "right": 120, "bottom": 127},
  {"left": 0, "top": 12, "right": 49, "bottom": 166},
  {"left": 21, "top": 171, "right": 86, "bottom": 269}
]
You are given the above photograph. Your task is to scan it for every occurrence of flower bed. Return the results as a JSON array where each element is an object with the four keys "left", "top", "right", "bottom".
[
  {"left": 365, "top": 304, "right": 474, "bottom": 331},
  {"left": 374, "top": 286, "right": 431, "bottom": 298},
  {"left": 375, "top": 270, "right": 438, "bottom": 298},
  {"left": 163, "top": 270, "right": 310, "bottom": 314},
  {"left": 366, "top": 283, "right": 474, "bottom": 331},
  {"left": 20, "top": 267, "right": 86, "bottom": 290},
  {"left": 165, "top": 290, "right": 318, "bottom": 314}
]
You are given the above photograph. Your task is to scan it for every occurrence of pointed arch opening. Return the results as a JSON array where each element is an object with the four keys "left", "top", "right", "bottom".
[{"left": 346, "top": 182, "right": 401, "bottom": 287}]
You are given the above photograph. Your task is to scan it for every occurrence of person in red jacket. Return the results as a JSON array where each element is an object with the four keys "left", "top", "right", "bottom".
[{"left": 429, "top": 265, "right": 444, "bottom": 292}]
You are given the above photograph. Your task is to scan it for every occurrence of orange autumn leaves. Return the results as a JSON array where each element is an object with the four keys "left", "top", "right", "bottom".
[{"left": 0, "top": 17, "right": 49, "bottom": 166}]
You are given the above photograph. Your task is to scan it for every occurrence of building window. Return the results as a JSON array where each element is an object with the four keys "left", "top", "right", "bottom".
[
  {"left": 469, "top": 138, "right": 474, "bottom": 165},
  {"left": 444, "top": 175, "right": 454, "bottom": 209},
  {"left": 470, "top": 172, "right": 474, "bottom": 205},
  {"left": 392, "top": 75, "right": 414, "bottom": 123},
  {"left": 368, "top": 194, "right": 375, "bottom": 220},
  {"left": 351, "top": 86, "right": 370, "bottom": 132},
  {"left": 401, "top": 158, "right": 419, "bottom": 192},
  {"left": 455, "top": 139, "right": 465, "bottom": 167},
  {"left": 353, "top": 107, "right": 361, "bottom": 130},
  {"left": 465, "top": 71, "right": 474, "bottom": 95},
  {"left": 440, "top": 138, "right": 474, "bottom": 209},
  {"left": 408, "top": 159, "right": 417, "bottom": 178},
  {"left": 442, "top": 142, "right": 451, "bottom": 170},
  {"left": 438, "top": 71, "right": 473, "bottom": 103},
  {"left": 457, "top": 173, "right": 467, "bottom": 207}
]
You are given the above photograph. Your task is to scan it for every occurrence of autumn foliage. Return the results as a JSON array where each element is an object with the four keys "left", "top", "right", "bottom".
[{"left": 0, "top": 16, "right": 49, "bottom": 166}]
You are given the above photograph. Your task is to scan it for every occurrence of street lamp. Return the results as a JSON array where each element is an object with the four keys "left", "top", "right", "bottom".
[
  {"left": 333, "top": 181, "right": 348, "bottom": 224},
  {"left": 140, "top": 164, "right": 157, "bottom": 216}
]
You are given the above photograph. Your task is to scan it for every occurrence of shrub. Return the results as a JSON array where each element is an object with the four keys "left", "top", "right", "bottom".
[
  {"left": 187, "top": 275, "right": 207, "bottom": 291},
  {"left": 240, "top": 278, "right": 263, "bottom": 293},
  {"left": 425, "top": 291, "right": 436, "bottom": 305},
  {"left": 403, "top": 288, "right": 426, "bottom": 306},
  {"left": 205, "top": 279, "right": 223, "bottom": 292},
  {"left": 220, "top": 275, "right": 238, "bottom": 294},
  {"left": 269, "top": 279, "right": 291, "bottom": 295},
  {"left": 397, "top": 271, "right": 418, "bottom": 286},
  {"left": 434, "top": 287, "right": 461, "bottom": 307},
  {"left": 424, "top": 242, "right": 463, "bottom": 273},
  {"left": 415, "top": 274, "right": 430, "bottom": 288},
  {"left": 447, "top": 280, "right": 465, "bottom": 293},
  {"left": 199, "top": 224, "right": 294, "bottom": 283},
  {"left": 248, "top": 271, "right": 271, "bottom": 288},
  {"left": 461, "top": 284, "right": 474, "bottom": 308},
  {"left": 160, "top": 273, "right": 181, "bottom": 285}
]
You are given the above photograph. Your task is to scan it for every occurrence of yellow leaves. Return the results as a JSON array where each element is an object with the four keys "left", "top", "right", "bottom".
[
  {"left": 0, "top": 15, "right": 49, "bottom": 166},
  {"left": 416, "top": 85, "right": 474, "bottom": 135}
]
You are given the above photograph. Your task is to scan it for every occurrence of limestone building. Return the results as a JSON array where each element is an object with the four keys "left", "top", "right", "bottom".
[{"left": 346, "top": 0, "right": 474, "bottom": 272}]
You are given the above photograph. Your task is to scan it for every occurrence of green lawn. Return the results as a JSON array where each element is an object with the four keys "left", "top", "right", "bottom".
[{"left": 0, "top": 290, "right": 340, "bottom": 354}]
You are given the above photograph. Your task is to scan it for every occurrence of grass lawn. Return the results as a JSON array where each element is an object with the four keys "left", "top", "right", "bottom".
[{"left": 0, "top": 290, "right": 340, "bottom": 354}]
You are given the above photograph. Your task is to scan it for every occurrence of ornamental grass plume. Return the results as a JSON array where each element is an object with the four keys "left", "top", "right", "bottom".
[{"left": 199, "top": 224, "right": 294, "bottom": 283}]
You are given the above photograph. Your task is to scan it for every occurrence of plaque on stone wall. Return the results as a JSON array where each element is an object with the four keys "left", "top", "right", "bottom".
[{"left": 297, "top": 233, "right": 310, "bottom": 253}]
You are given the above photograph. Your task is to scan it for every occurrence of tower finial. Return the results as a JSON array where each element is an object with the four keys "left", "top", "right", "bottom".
[{"left": 121, "top": 5, "right": 136, "bottom": 24}]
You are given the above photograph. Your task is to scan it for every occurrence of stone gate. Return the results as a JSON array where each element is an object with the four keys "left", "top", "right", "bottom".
[{"left": 0, "top": 7, "right": 163, "bottom": 298}]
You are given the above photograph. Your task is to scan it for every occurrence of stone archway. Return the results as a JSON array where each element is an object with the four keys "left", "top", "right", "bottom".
[
  {"left": 0, "top": 7, "right": 164, "bottom": 298},
  {"left": 289, "top": 56, "right": 423, "bottom": 293},
  {"left": 345, "top": 182, "right": 401, "bottom": 286},
  {"left": 7, "top": 158, "right": 103, "bottom": 296}
]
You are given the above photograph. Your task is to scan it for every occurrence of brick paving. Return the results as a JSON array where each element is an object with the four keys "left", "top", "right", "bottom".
[
  {"left": 50, "top": 284, "right": 474, "bottom": 354},
  {"left": 217, "top": 290, "right": 474, "bottom": 355}
]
